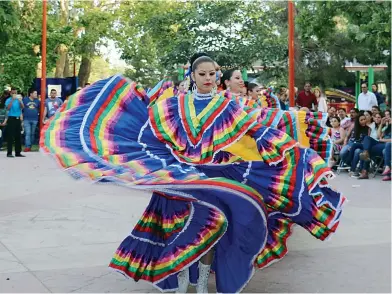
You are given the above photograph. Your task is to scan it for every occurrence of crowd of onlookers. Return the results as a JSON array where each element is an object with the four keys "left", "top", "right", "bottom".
[
  {"left": 328, "top": 106, "right": 391, "bottom": 181},
  {"left": 0, "top": 87, "right": 63, "bottom": 157},
  {"left": 289, "top": 81, "right": 391, "bottom": 181}
]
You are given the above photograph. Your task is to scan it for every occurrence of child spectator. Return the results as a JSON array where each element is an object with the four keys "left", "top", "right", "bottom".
[{"left": 328, "top": 116, "right": 346, "bottom": 167}]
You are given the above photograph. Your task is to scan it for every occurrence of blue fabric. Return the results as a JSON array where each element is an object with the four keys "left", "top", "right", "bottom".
[
  {"left": 279, "top": 100, "right": 288, "bottom": 110},
  {"left": 22, "top": 98, "right": 40, "bottom": 121},
  {"left": 23, "top": 120, "right": 38, "bottom": 148},
  {"left": 5, "top": 98, "right": 22, "bottom": 117},
  {"left": 200, "top": 150, "right": 341, "bottom": 230}
]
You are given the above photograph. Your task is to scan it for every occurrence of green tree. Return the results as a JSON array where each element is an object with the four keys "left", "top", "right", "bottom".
[
  {"left": 0, "top": 1, "right": 18, "bottom": 49},
  {"left": 296, "top": 1, "right": 391, "bottom": 90},
  {"left": 0, "top": 1, "right": 44, "bottom": 92},
  {"left": 115, "top": 0, "right": 288, "bottom": 82},
  {"left": 88, "top": 56, "right": 125, "bottom": 83},
  {"left": 72, "top": 0, "right": 120, "bottom": 86}
]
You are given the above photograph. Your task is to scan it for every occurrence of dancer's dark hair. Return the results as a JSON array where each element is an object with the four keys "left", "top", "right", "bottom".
[
  {"left": 189, "top": 52, "right": 210, "bottom": 70},
  {"left": 248, "top": 83, "right": 259, "bottom": 92},
  {"left": 191, "top": 56, "right": 215, "bottom": 73},
  {"left": 221, "top": 69, "right": 238, "bottom": 90}
]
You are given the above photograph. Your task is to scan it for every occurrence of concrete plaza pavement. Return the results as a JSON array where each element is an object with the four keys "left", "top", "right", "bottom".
[{"left": 0, "top": 152, "right": 391, "bottom": 293}]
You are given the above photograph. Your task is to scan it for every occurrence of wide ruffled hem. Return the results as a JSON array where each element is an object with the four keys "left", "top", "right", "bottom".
[
  {"left": 108, "top": 199, "right": 227, "bottom": 284},
  {"left": 107, "top": 187, "right": 269, "bottom": 293}
]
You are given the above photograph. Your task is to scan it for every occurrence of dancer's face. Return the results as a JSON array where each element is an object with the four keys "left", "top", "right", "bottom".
[
  {"left": 249, "top": 87, "right": 261, "bottom": 100},
  {"left": 225, "top": 70, "right": 244, "bottom": 94},
  {"left": 192, "top": 62, "right": 216, "bottom": 94},
  {"left": 178, "top": 81, "right": 185, "bottom": 92}
]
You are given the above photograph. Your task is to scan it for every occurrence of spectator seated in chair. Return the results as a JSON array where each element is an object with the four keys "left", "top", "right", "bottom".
[
  {"left": 358, "top": 114, "right": 391, "bottom": 179},
  {"left": 339, "top": 112, "right": 370, "bottom": 174}
]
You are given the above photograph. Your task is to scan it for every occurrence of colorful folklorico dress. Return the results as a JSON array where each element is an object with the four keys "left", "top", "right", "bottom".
[
  {"left": 41, "top": 75, "right": 345, "bottom": 293},
  {"left": 223, "top": 90, "right": 333, "bottom": 162}
]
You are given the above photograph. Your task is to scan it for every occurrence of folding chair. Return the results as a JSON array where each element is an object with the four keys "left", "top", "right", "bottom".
[
  {"left": 369, "top": 156, "right": 384, "bottom": 178},
  {"left": 336, "top": 157, "right": 350, "bottom": 175}
]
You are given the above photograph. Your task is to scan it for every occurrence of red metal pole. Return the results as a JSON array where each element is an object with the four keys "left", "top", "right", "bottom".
[
  {"left": 39, "top": 0, "right": 47, "bottom": 134},
  {"left": 288, "top": 0, "right": 295, "bottom": 107}
]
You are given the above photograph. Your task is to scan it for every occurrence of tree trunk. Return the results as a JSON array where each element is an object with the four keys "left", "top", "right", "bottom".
[
  {"left": 55, "top": 44, "right": 68, "bottom": 78},
  {"left": 63, "top": 53, "right": 71, "bottom": 77},
  {"left": 53, "top": 0, "right": 69, "bottom": 78},
  {"left": 60, "top": 0, "right": 69, "bottom": 24},
  {"left": 78, "top": 56, "right": 92, "bottom": 87}
]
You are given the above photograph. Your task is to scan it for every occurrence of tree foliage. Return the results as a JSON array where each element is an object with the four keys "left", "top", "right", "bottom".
[
  {"left": 0, "top": 1, "right": 45, "bottom": 91},
  {"left": 296, "top": 0, "right": 391, "bottom": 89},
  {"left": 115, "top": 0, "right": 288, "bottom": 85},
  {"left": 0, "top": 0, "right": 120, "bottom": 91},
  {"left": 0, "top": 0, "right": 390, "bottom": 93}
]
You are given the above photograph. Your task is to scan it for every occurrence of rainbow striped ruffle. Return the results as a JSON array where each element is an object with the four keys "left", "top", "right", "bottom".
[
  {"left": 256, "top": 108, "right": 333, "bottom": 161},
  {"left": 259, "top": 90, "right": 280, "bottom": 109},
  {"left": 110, "top": 193, "right": 227, "bottom": 283}
]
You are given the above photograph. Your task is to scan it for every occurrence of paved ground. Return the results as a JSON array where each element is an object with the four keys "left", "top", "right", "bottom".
[{"left": 0, "top": 152, "right": 391, "bottom": 293}]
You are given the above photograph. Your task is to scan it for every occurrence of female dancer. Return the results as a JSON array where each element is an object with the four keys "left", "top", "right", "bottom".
[
  {"left": 42, "top": 56, "right": 345, "bottom": 293},
  {"left": 247, "top": 82, "right": 261, "bottom": 101}
]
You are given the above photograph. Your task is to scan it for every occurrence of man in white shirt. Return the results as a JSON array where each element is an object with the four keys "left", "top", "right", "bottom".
[{"left": 358, "top": 83, "right": 378, "bottom": 111}]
